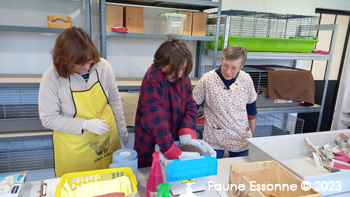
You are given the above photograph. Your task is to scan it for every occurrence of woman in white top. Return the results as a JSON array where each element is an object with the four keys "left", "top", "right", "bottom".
[
  {"left": 193, "top": 45, "right": 257, "bottom": 158},
  {"left": 38, "top": 27, "right": 128, "bottom": 177}
]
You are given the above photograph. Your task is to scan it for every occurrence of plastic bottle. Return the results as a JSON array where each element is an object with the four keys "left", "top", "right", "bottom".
[
  {"left": 147, "top": 152, "right": 164, "bottom": 197},
  {"left": 156, "top": 183, "right": 172, "bottom": 197},
  {"left": 179, "top": 182, "right": 197, "bottom": 197}
]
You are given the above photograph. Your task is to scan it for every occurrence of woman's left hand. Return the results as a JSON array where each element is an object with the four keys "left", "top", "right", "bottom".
[{"left": 119, "top": 131, "right": 129, "bottom": 145}]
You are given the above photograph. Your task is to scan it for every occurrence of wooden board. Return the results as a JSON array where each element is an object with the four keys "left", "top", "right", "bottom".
[
  {"left": 47, "top": 15, "right": 71, "bottom": 23},
  {"left": 106, "top": 4, "right": 124, "bottom": 31},
  {"left": 228, "top": 160, "right": 321, "bottom": 197},
  {"left": 177, "top": 11, "right": 193, "bottom": 36},
  {"left": 124, "top": 6, "right": 143, "bottom": 33},
  {"left": 47, "top": 22, "right": 71, "bottom": 29},
  {"left": 119, "top": 92, "right": 139, "bottom": 126},
  {"left": 241, "top": 176, "right": 265, "bottom": 197},
  {"left": 47, "top": 15, "right": 72, "bottom": 29},
  {"left": 0, "top": 76, "right": 199, "bottom": 86},
  {"left": 192, "top": 12, "right": 207, "bottom": 36},
  {"left": 207, "top": 17, "right": 226, "bottom": 25}
]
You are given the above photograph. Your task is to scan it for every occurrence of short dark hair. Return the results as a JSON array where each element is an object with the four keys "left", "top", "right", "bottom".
[
  {"left": 222, "top": 45, "right": 248, "bottom": 67},
  {"left": 52, "top": 26, "right": 100, "bottom": 78},
  {"left": 153, "top": 37, "right": 193, "bottom": 78}
]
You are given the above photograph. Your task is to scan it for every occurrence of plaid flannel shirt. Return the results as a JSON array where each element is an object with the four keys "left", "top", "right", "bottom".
[{"left": 134, "top": 65, "right": 198, "bottom": 168}]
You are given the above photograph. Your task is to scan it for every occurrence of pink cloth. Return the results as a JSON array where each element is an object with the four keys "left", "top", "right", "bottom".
[
  {"left": 333, "top": 152, "right": 350, "bottom": 163},
  {"left": 333, "top": 160, "right": 350, "bottom": 170}
]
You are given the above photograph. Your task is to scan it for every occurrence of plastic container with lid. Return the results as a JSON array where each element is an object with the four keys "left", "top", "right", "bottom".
[{"left": 159, "top": 12, "right": 187, "bottom": 35}]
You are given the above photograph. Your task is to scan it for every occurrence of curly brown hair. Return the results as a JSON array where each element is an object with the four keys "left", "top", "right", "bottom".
[{"left": 52, "top": 26, "right": 100, "bottom": 78}]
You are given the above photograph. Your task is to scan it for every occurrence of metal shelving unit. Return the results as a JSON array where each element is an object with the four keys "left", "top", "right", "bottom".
[
  {"left": 106, "top": 0, "right": 219, "bottom": 10},
  {"left": 0, "top": 25, "right": 65, "bottom": 34},
  {"left": 200, "top": 13, "right": 338, "bottom": 132},
  {"left": 99, "top": 0, "right": 223, "bottom": 76},
  {"left": 257, "top": 105, "right": 321, "bottom": 115},
  {"left": 0, "top": 0, "right": 92, "bottom": 37},
  {"left": 205, "top": 49, "right": 332, "bottom": 60},
  {"left": 0, "top": 0, "right": 92, "bottom": 136},
  {"left": 106, "top": 31, "right": 216, "bottom": 41}
]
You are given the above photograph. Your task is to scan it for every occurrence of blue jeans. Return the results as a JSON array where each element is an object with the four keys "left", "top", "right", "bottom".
[{"left": 214, "top": 149, "right": 249, "bottom": 159}]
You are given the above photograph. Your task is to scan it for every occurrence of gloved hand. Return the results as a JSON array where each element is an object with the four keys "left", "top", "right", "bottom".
[
  {"left": 179, "top": 151, "right": 200, "bottom": 160},
  {"left": 119, "top": 130, "right": 129, "bottom": 145},
  {"left": 83, "top": 119, "right": 109, "bottom": 135},
  {"left": 162, "top": 143, "right": 201, "bottom": 160},
  {"left": 179, "top": 128, "right": 209, "bottom": 155}
]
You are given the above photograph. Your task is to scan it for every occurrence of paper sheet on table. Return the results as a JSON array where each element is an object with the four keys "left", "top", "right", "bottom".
[{"left": 41, "top": 178, "right": 61, "bottom": 197}]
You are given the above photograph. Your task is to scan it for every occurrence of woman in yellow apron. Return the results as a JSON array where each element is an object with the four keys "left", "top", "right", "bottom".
[{"left": 38, "top": 27, "right": 128, "bottom": 177}]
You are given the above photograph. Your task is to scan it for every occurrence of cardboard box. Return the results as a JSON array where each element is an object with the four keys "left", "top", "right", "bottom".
[
  {"left": 177, "top": 11, "right": 193, "bottom": 36},
  {"left": 124, "top": 6, "right": 143, "bottom": 33},
  {"left": 229, "top": 161, "right": 321, "bottom": 197},
  {"left": 106, "top": 4, "right": 124, "bottom": 32},
  {"left": 0, "top": 172, "right": 26, "bottom": 197},
  {"left": 192, "top": 12, "right": 207, "bottom": 36}
]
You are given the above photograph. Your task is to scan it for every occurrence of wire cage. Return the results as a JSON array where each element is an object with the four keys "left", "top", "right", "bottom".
[
  {"left": 0, "top": 139, "right": 54, "bottom": 173},
  {"left": 241, "top": 66, "right": 268, "bottom": 95},
  {"left": 254, "top": 113, "right": 304, "bottom": 137},
  {"left": 197, "top": 113, "right": 304, "bottom": 139},
  {"left": 0, "top": 87, "right": 39, "bottom": 119},
  {"left": 206, "top": 9, "right": 317, "bottom": 39},
  {"left": 201, "top": 66, "right": 267, "bottom": 95}
]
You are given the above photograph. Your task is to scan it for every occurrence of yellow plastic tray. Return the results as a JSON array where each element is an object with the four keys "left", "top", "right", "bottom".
[{"left": 55, "top": 167, "right": 138, "bottom": 196}]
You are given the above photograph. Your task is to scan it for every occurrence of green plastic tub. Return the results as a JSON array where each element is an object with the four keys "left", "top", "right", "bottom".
[{"left": 207, "top": 35, "right": 318, "bottom": 53}]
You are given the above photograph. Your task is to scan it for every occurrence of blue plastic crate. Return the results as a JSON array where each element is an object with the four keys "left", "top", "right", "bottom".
[{"left": 158, "top": 140, "right": 218, "bottom": 182}]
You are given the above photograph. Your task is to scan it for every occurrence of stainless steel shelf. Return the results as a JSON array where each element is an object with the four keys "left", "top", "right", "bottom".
[
  {"left": 106, "top": 31, "right": 216, "bottom": 41},
  {"left": 106, "top": 0, "right": 219, "bottom": 10},
  {"left": 257, "top": 104, "right": 321, "bottom": 115},
  {"left": 0, "top": 25, "right": 65, "bottom": 34},
  {"left": 205, "top": 49, "right": 331, "bottom": 60}
]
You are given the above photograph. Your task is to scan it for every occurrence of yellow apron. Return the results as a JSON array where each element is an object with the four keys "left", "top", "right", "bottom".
[{"left": 53, "top": 72, "right": 121, "bottom": 177}]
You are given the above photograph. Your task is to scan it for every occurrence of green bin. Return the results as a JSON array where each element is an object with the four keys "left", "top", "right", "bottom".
[{"left": 207, "top": 35, "right": 318, "bottom": 53}]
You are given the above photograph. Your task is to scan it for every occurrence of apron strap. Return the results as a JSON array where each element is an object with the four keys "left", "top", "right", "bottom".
[
  {"left": 68, "top": 74, "right": 77, "bottom": 117},
  {"left": 95, "top": 70, "right": 110, "bottom": 105}
]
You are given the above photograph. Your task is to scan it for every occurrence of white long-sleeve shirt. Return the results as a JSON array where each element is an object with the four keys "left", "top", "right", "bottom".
[{"left": 38, "top": 58, "right": 128, "bottom": 136}]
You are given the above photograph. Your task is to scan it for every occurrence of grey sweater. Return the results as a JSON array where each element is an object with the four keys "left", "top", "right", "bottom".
[{"left": 38, "top": 58, "right": 128, "bottom": 136}]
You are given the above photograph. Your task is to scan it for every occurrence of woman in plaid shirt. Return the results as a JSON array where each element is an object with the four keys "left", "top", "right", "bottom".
[{"left": 134, "top": 37, "right": 199, "bottom": 168}]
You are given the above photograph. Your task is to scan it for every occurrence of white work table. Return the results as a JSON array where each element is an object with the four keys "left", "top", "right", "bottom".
[
  {"left": 21, "top": 155, "right": 350, "bottom": 197},
  {"left": 22, "top": 157, "right": 252, "bottom": 197}
]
